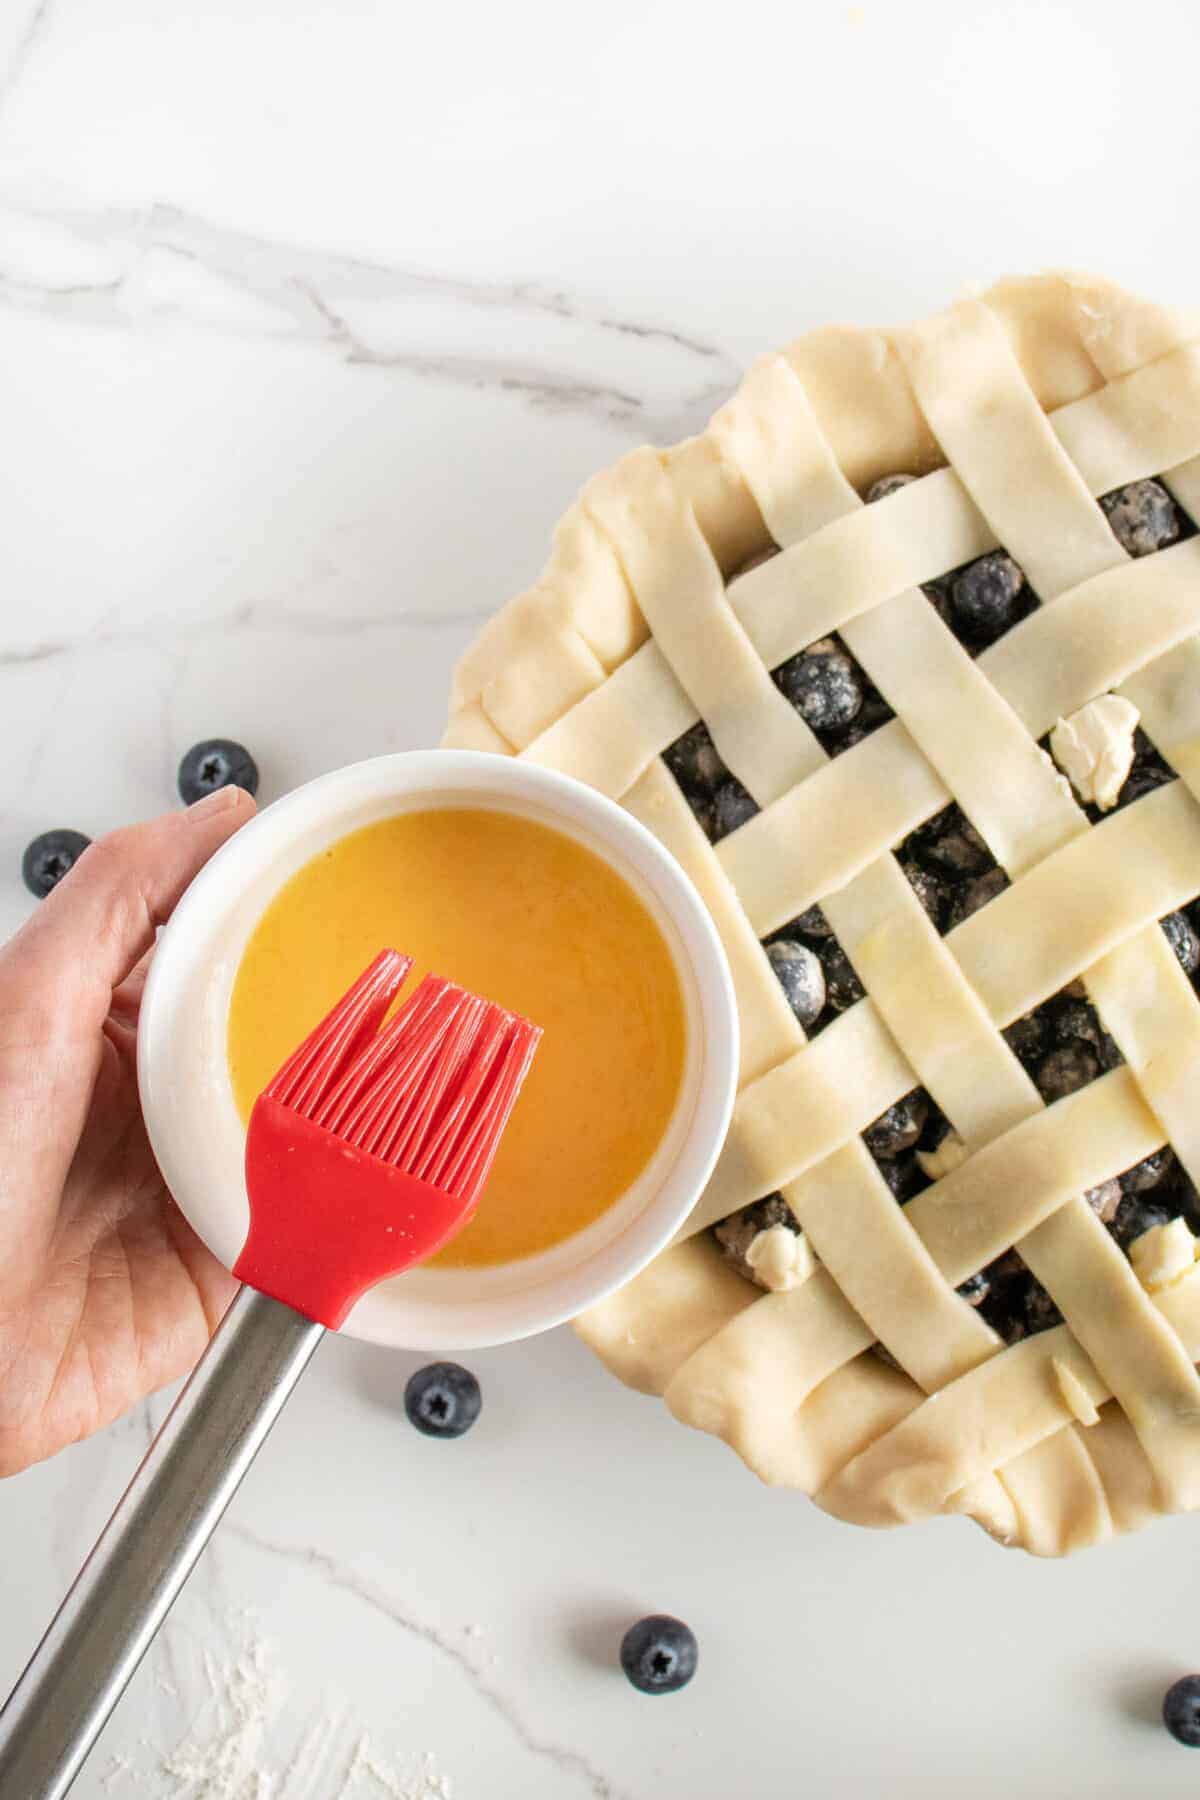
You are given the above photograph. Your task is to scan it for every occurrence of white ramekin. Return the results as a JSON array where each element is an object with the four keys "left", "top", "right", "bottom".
[{"left": 138, "top": 750, "right": 738, "bottom": 1350}]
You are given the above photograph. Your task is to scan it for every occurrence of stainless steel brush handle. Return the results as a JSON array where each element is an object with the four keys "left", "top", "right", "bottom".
[{"left": 0, "top": 1286, "right": 324, "bottom": 1800}]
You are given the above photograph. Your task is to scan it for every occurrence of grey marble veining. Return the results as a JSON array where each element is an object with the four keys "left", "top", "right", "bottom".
[{"left": 0, "top": 199, "right": 738, "bottom": 441}]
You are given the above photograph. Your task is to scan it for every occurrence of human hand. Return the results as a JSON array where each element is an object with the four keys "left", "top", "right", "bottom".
[{"left": 0, "top": 788, "right": 255, "bottom": 1477}]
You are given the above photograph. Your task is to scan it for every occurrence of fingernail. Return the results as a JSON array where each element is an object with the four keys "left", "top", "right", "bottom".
[{"left": 188, "top": 786, "right": 245, "bottom": 821}]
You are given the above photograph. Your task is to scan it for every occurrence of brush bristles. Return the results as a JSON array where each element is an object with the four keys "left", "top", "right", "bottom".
[
  {"left": 266, "top": 949, "right": 412, "bottom": 1114},
  {"left": 263, "top": 953, "right": 542, "bottom": 1203}
]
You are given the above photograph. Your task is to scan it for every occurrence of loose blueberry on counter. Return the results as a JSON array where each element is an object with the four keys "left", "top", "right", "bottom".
[
  {"left": 1163, "top": 1674, "right": 1200, "bottom": 1747},
  {"left": 774, "top": 639, "right": 863, "bottom": 733},
  {"left": 404, "top": 1362, "right": 481, "bottom": 1439},
  {"left": 21, "top": 829, "right": 92, "bottom": 899},
  {"left": 619, "top": 1615, "right": 698, "bottom": 1695},
  {"left": 1161, "top": 910, "right": 1200, "bottom": 975},
  {"left": 178, "top": 739, "right": 260, "bottom": 806},
  {"left": 766, "top": 940, "right": 826, "bottom": 1027},
  {"left": 949, "top": 551, "right": 1030, "bottom": 648},
  {"left": 1100, "top": 479, "right": 1182, "bottom": 559}
]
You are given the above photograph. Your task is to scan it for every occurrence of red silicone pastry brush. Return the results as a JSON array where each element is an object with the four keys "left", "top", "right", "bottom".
[
  {"left": 0, "top": 951, "right": 541, "bottom": 1800},
  {"left": 237, "top": 946, "right": 540, "bottom": 1326}
]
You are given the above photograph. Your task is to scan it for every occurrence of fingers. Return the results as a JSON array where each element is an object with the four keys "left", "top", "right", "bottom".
[
  {"left": 9, "top": 788, "right": 255, "bottom": 1033},
  {"left": 110, "top": 948, "right": 155, "bottom": 1023}
]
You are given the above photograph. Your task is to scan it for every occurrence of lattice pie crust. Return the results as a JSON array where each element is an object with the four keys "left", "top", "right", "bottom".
[{"left": 444, "top": 274, "right": 1200, "bottom": 1555}]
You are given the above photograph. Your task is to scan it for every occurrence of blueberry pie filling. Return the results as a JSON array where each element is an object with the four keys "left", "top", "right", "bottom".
[{"left": 689, "top": 475, "right": 1200, "bottom": 1344}]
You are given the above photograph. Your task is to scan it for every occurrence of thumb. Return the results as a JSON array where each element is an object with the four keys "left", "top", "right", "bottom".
[{"left": 15, "top": 787, "right": 256, "bottom": 1031}]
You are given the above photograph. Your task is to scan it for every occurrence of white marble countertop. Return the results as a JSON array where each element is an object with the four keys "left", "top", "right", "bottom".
[{"left": 4, "top": 2, "right": 1200, "bottom": 1794}]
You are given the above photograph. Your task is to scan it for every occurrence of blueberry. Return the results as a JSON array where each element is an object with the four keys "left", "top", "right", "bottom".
[
  {"left": 404, "top": 1362, "right": 481, "bottom": 1439},
  {"left": 789, "top": 904, "right": 835, "bottom": 940},
  {"left": 1120, "top": 1149, "right": 1174, "bottom": 1195},
  {"left": 1116, "top": 742, "right": 1176, "bottom": 809},
  {"left": 864, "top": 1091, "right": 929, "bottom": 1160},
  {"left": 915, "top": 1098, "right": 952, "bottom": 1151},
  {"left": 866, "top": 472, "right": 916, "bottom": 504},
  {"left": 957, "top": 1271, "right": 990, "bottom": 1307},
  {"left": 178, "top": 739, "right": 259, "bottom": 806},
  {"left": 1101, "top": 479, "right": 1182, "bottom": 559},
  {"left": 682, "top": 796, "right": 717, "bottom": 842},
  {"left": 774, "top": 639, "right": 863, "bottom": 733},
  {"left": 716, "top": 1192, "right": 797, "bottom": 1247},
  {"left": 1181, "top": 1173, "right": 1200, "bottom": 1233},
  {"left": 880, "top": 1152, "right": 928, "bottom": 1205},
  {"left": 751, "top": 1193, "right": 799, "bottom": 1232},
  {"left": 1051, "top": 998, "right": 1122, "bottom": 1071},
  {"left": 766, "top": 940, "right": 826, "bottom": 1027},
  {"left": 1019, "top": 1281, "right": 1063, "bottom": 1338},
  {"left": 826, "top": 723, "right": 867, "bottom": 756},
  {"left": 712, "top": 779, "right": 758, "bottom": 840},
  {"left": 619, "top": 1615, "right": 698, "bottom": 1696},
  {"left": 829, "top": 690, "right": 893, "bottom": 754},
  {"left": 1163, "top": 1674, "right": 1200, "bottom": 1747},
  {"left": 950, "top": 552, "right": 1029, "bottom": 646},
  {"left": 1052, "top": 999, "right": 1100, "bottom": 1046},
  {"left": 1003, "top": 1011, "right": 1047, "bottom": 1069},
  {"left": 21, "top": 829, "right": 91, "bottom": 899},
  {"left": 663, "top": 722, "right": 728, "bottom": 800},
  {"left": 1110, "top": 1193, "right": 1174, "bottom": 1253},
  {"left": 912, "top": 804, "right": 993, "bottom": 879},
  {"left": 713, "top": 1194, "right": 799, "bottom": 1279},
  {"left": 818, "top": 939, "right": 865, "bottom": 1012},
  {"left": 921, "top": 577, "right": 954, "bottom": 626},
  {"left": 1162, "top": 911, "right": 1200, "bottom": 975},
  {"left": 1036, "top": 1044, "right": 1099, "bottom": 1104},
  {"left": 900, "top": 859, "right": 948, "bottom": 931},
  {"left": 976, "top": 1257, "right": 1030, "bottom": 1344},
  {"left": 948, "top": 867, "right": 1008, "bottom": 928},
  {"left": 1085, "top": 1179, "right": 1121, "bottom": 1224}
]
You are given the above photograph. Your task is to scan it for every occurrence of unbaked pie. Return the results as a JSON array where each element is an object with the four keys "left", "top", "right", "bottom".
[{"left": 444, "top": 273, "right": 1200, "bottom": 1555}]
